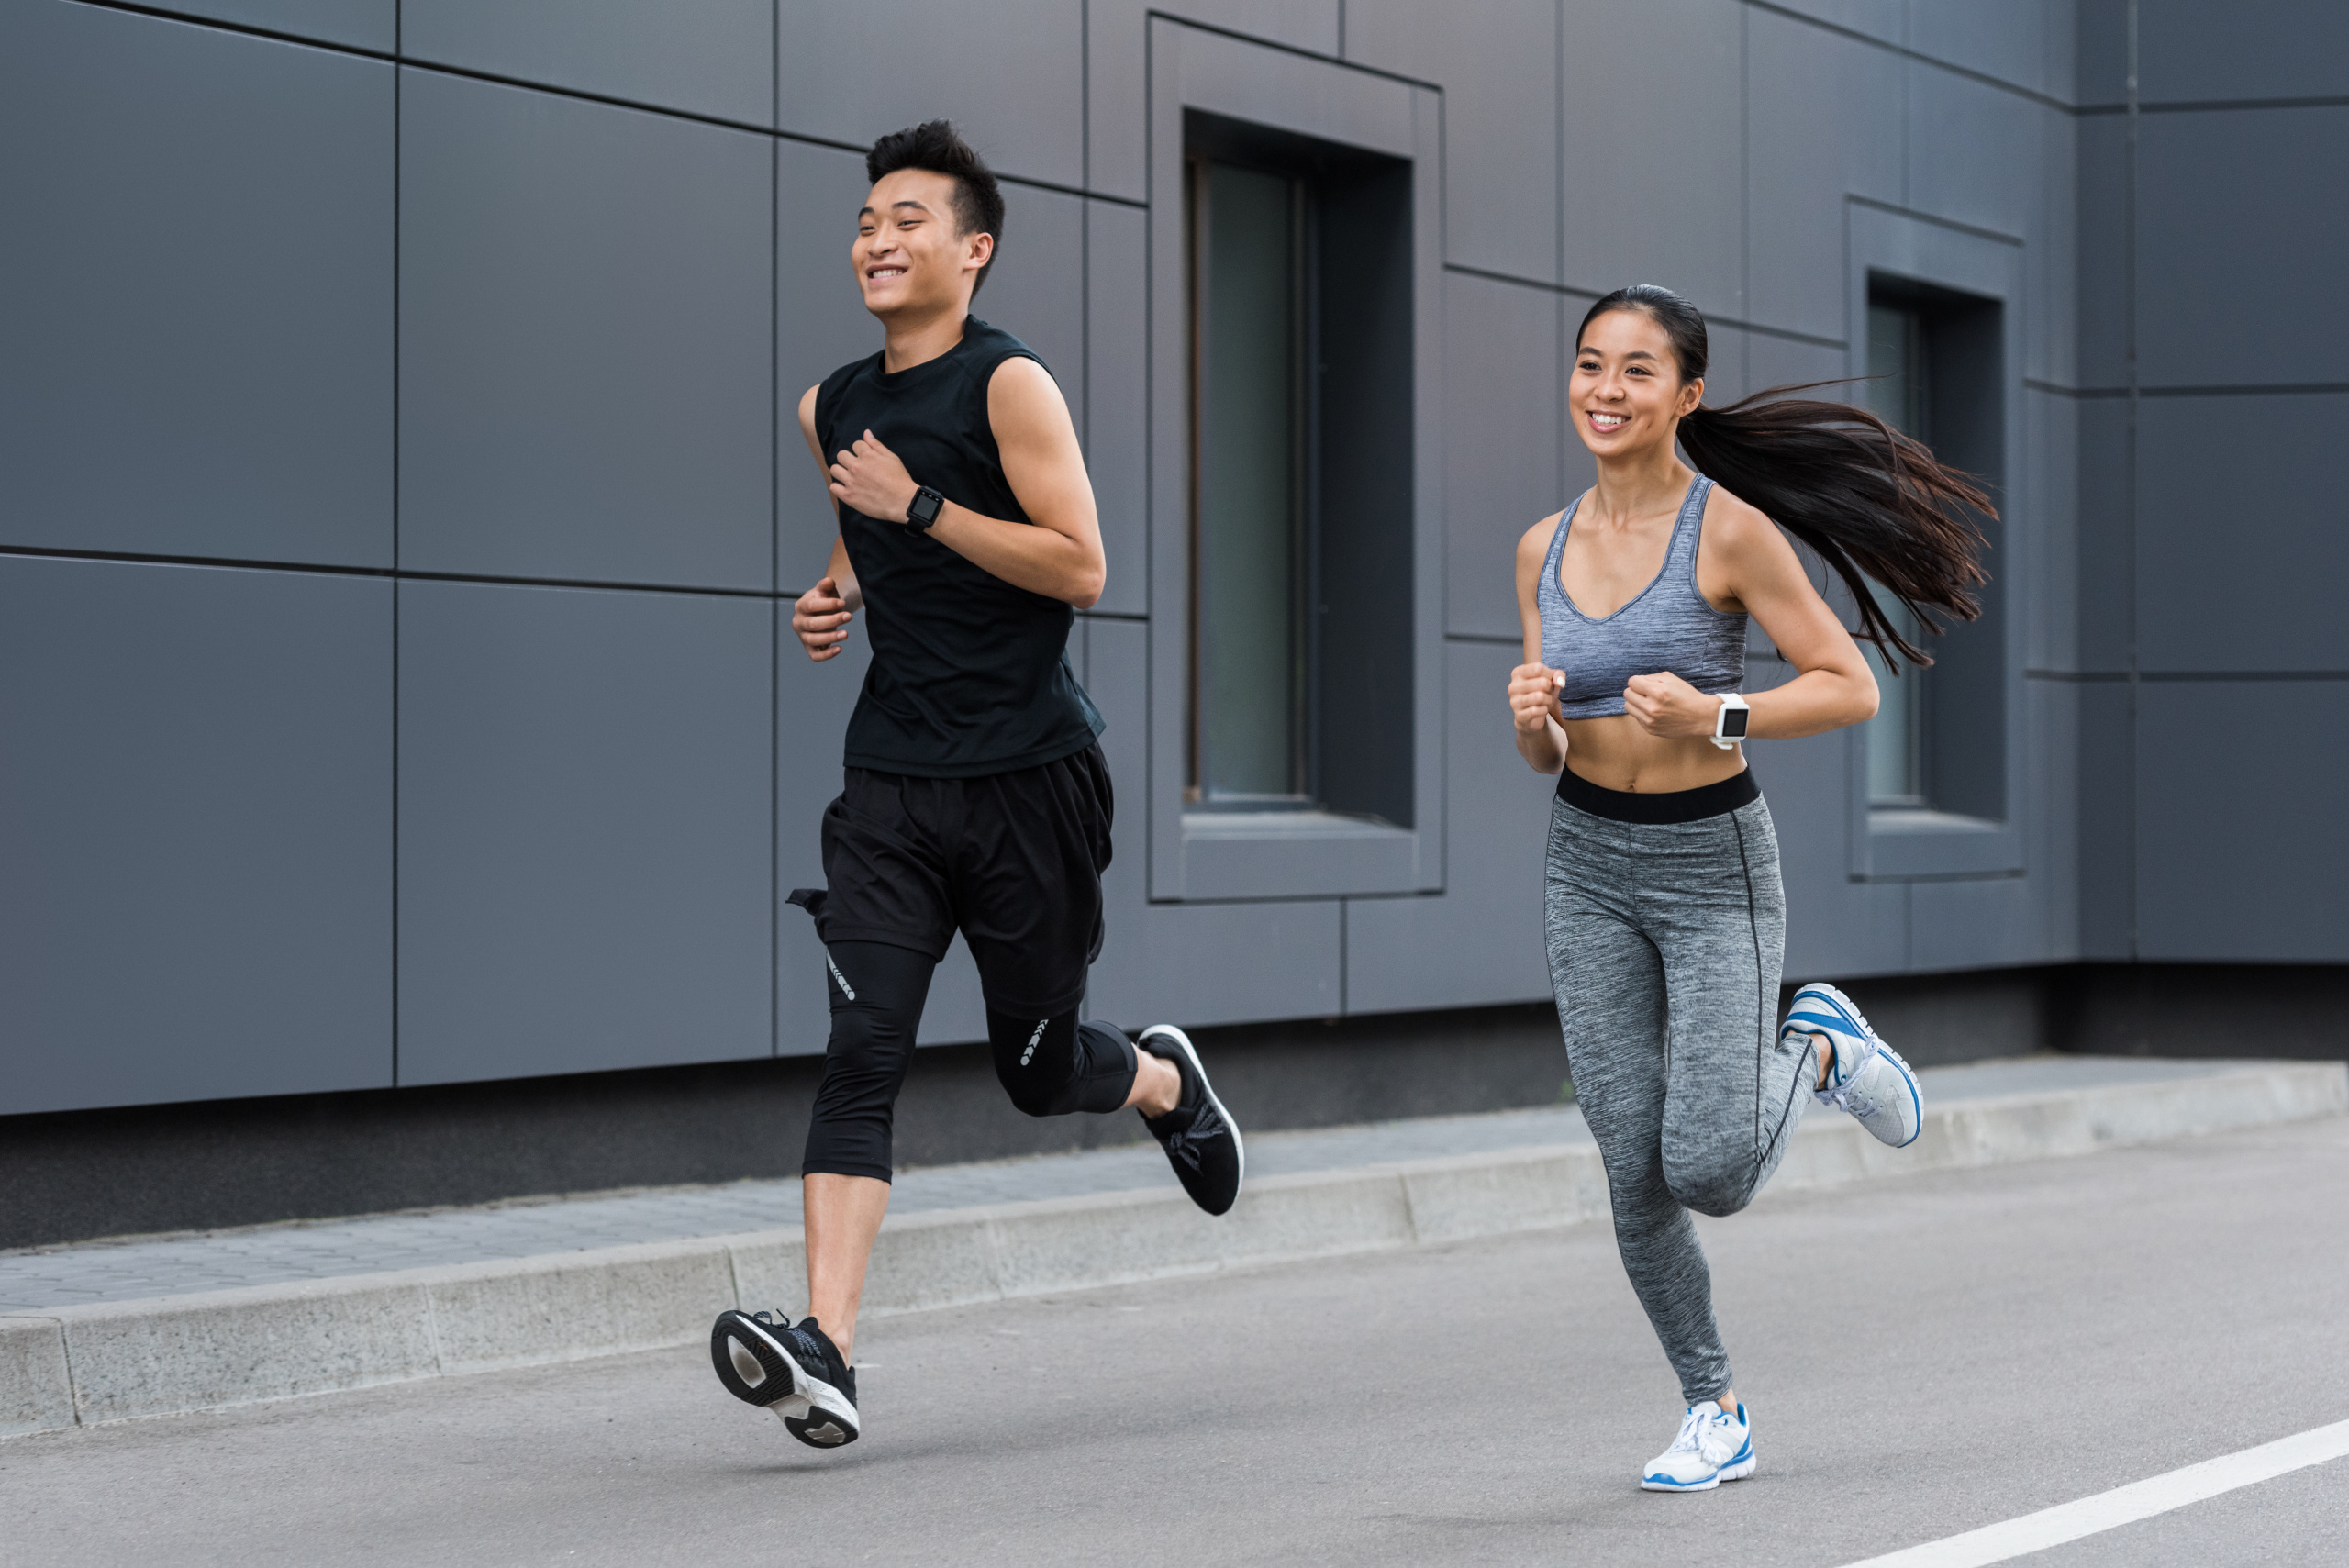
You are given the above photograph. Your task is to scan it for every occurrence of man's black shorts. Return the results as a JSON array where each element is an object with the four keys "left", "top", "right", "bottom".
[{"left": 804, "top": 743, "right": 1113, "bottom": 1016}]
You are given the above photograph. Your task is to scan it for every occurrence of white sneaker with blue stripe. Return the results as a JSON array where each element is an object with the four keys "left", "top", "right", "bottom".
[
  {"left": 1786, "top": 982, "right": 1923, "bottom": 1148},
  {"left": 1641, "top": 1399, "right": 1754, "bottom": 1492}
]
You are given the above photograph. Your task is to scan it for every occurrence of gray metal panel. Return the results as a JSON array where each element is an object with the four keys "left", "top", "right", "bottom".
[
  {"left": 777, "top": 0, "right": 1084, "bottom": 188},
  {"left": 1745, "top": 6, "right": 1901, "bottom": 344},
  {"left": 2075, "top": 0, "right": 2129, "bottom": 106},
  {"left": 1082, "top": 620, "right": 1344, "bottom": 1029},
  {"left": 138, "top": 0, "right": 393, "bottom": 50},
  {"left": 2136, "top": 107, "right": 2349, "bottom": 389},
  {"left": 2136, "top": 682, "right": 2349, "bottom": 962},
  {"left": 2073, "top": 395, "right": 2131, "bottom": 673},
  {"left": 971, "top": 182, "right": 1087, "bottom": 448},
  {"left": 1753, "top": 731, "right": 1909, "bottom": 980},
  {"left": 1904, "top": 1, "right": 2073, "bottom": 101},
  {"left": 1759, "top": 0, "right": 1900, "bottom": 43},
  {"left": 2027, "top": 102, "right": 2079, "bottom": 390},
  {"left": 2074, "top": 678, "right": 2132, "bottom": 959},
  {"left": 2073, "top": 114, "right": 2128, "bottom": 392},
  {"left": 401, "top": 0, "right": 774, "bottom": 126},
  {"left": 1085, "top": 0, "right": 1343, "bottom": 202},
  {"left": 1905, "top": 875, "right": 2042, "bottom": 973},
  {"left": 0, "top": 559, "right": 392, "bottom": 1117},
  {"left": 398, "top": 582, "right": 773, "bottom": 1086},
  {"left": 1342, "top": 644, "right": 1553, "bottom": 1016},
  {"left": 1559, "top": 0, "right": 1742, "bottom": 317},
  {"left": 0, "top": 2, "right": 392, "bottom": 567},
  {"left": 2136, "top": 394, "right": 2349, "bottom": 674},
  {"left": 776, "top": 138, "right": 883, "bottom": 585},
  {"left": 399, "top": 71, "right": 773, "bottom": 590},
  {"left": 2022, "top": 676, "right": 2082, "bottom": 962},
  {"left": 1906, "top": 59, "right": 2039, "bottom": 243},
  {"left": 1443, "top": 272, "right": 1561, "bottom": 641},
  {"left": 1744, "top": 335, "right": 1845, "bottom": 402},
  {"left": 2135, "top": 0, "right": 2349, "bottom": 105},
  {"left": 1086, "top": 202, "right": 1150, "bottom": 617},
  {"left": 1344, "top": 0, "right": 1559, "bottom": 282},
  {"left": 2022, "top": 387, "right": 2081, "bottom": 675}
]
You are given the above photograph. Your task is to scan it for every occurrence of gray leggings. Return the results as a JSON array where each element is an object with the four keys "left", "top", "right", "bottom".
[{"left": 1542, "top": 782, "right": 1809, "bottom": 1404}]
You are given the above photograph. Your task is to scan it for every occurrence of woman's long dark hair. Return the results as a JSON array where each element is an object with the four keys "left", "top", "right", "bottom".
[{"left": 1578, "top": 284, "right": 1990, "bottom": 670}]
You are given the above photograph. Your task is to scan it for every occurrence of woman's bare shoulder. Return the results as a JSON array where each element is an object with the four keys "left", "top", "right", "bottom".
[{"left": 1519, "top": 509, "right": 1568, "bottom": 560}]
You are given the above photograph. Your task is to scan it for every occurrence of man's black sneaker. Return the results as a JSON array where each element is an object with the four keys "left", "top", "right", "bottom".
[
  {"left": 709, "top": 1308, "right": 860, "bottom": 1449},
  {"left": 1137, "top": 1024, "right": 1244, "bottom": 1216}
]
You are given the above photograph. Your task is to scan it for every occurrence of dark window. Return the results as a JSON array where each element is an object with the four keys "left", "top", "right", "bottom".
[
  {"left": 1863, "top": 275, "right": 2005, "bottom": 821},
  {"left": 1187, "top": 158, "right": 1309, "bottom": 805},
  {"left": 1183, "top": 112, "right": 1415, "bottom": 826}
]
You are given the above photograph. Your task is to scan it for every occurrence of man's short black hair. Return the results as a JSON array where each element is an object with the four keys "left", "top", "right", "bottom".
[{"left": 866, "top": 120, "right": 1006, "bottom": 297}]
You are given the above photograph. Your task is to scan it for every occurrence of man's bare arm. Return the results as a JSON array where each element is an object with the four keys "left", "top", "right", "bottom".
[
  {"left": 823, "top": 359, "right": 1107, "bottom": 607},
  {"left": 792, "top": 384, "right": 859, "bottom": 662}
]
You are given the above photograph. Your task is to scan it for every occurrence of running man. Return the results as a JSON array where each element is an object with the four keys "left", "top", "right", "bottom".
[{"left": 709, "top": 121, "right": 1242, "bottom": 1449}]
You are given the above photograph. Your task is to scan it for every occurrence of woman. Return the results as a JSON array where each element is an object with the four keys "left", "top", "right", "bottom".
[{"left": 1509, "top": 284, "right": 1988, "bottom": 1492}]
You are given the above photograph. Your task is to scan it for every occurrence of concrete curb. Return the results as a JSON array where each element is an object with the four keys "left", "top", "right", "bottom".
[{"left": 5, "top": 1060, "right": 2342, "bottom": 1436}]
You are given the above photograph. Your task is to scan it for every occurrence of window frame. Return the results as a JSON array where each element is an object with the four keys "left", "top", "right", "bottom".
[
  {"left": 1842, "top": 202, "right": 2029, "bottom": 881},
  {"left": 1144, "top": 20, "right": 1444, "bottom": 903}
]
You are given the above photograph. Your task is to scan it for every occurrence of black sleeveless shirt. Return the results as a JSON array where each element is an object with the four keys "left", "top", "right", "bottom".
[{"left": 815, "top": 317, "right": 1104, "bottom": 778}]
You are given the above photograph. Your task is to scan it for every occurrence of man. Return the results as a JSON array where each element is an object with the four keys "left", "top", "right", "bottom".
[{"left": 708, "top": 122, "right": 1242, "bottom": 1450}]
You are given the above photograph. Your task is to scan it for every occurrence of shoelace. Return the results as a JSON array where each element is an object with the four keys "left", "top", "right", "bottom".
[
  {"left": 1665, "top": 1407, "right": 1709, "bottom": 1455},
  {"left": 1161, "top": 1101, "right": 1224, "bottom": 1173},
  {"left": 1806, "top": 1031, "right": 1880, "bottom": 1118}
]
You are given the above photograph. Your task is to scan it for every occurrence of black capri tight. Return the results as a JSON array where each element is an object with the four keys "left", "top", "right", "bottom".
[{"left": 801, "top": 941, "right": 1139, "bottom": 1182}]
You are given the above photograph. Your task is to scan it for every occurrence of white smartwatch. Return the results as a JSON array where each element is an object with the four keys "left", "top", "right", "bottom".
[{"left": 1710, "top": 693, "right": 1750, "bottom": 751}]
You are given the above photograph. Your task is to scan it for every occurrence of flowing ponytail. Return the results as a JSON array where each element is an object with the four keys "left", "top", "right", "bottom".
[{"left": 1579, "top": 285, "right": 1990, "bottom": 671}]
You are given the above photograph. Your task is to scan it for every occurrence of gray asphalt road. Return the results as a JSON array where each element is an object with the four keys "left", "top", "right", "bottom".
[{"left": 7, "top": 1118, "right": 2348, "bottom": 1568}]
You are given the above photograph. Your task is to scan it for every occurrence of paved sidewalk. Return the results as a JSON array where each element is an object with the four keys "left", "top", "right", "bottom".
[{"left": 0, "top": 1055, "right": 2256, "bottom": 1314}]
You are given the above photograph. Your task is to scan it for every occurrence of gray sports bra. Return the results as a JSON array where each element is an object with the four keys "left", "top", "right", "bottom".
[{"left": 1536, "top": 474, "right": 1748, "bottom": 719}]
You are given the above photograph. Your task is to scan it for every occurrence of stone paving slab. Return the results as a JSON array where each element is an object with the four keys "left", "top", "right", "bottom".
[
  {"left": 1, "top": 1057, "right": 2341, "bottom": 1437},
  {"left": 0, "top": 1056, "right": 2277, "bottom": 1315}
]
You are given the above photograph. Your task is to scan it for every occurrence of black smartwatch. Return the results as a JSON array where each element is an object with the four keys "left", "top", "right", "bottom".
[{"left": 906, "top": 484, "right": 945, "bottom": 532}]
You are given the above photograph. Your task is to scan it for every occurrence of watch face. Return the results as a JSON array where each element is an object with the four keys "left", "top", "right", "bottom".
[{"left": 1721, "top": 706, "right": 1750, "bottom": 739}]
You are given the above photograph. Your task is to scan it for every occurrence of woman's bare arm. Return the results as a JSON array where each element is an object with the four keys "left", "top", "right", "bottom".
[{"left": 1508, "top": 513, "right": 1571, "bottom": 773}]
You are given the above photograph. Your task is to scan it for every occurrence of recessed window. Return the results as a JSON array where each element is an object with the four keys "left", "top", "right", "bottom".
[
  {"left": 1181, "top": 111, "right": 1415, "bottom": 829},
  {"left": 1187, "top": 158, "right": 1310, "bottom": 806},
  {"left": 1862, "top": 276, "right": 2006, "bottom": 823}
]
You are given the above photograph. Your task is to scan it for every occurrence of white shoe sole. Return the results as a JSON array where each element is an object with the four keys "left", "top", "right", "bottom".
[
  {"left": 1789, "top": 983, "right": 1921, "bottom": 1148},
  {"left": 710, "top": 1312, "right": 859, "bottom": 1448},
  {"left": 1138, "top": 1024, "right": 1245, "bottom": 1197}
]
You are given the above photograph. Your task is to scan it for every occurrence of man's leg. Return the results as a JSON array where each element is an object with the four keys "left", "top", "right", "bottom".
[{"left": 800, "top": 940, "right": 934, "bottom": 1362}]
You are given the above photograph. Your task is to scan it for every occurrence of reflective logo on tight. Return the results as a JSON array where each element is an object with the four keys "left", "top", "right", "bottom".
[
  {"left": 1019, "top": 1018, "right": 1048, "bottom": 1066},
  {"left": 825, "top": 954, "right": 856, "bottom": 1001}
]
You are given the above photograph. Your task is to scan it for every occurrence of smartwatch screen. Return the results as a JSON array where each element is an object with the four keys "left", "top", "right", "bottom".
[{"left": 1720, "top": 706, "right": 1750, "bottom": 740}]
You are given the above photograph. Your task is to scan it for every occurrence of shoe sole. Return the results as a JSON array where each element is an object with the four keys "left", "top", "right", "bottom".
[
  {"left": 1641, "top": 1439, "right": 1754, "bottom": 1492},
  {"left": 1139, "top": 1024, "right": 1244, "bottom": 1213},
  {"left": 708, "top": 1311, "right": 860, "bottom": 1449},
  {"left": 1788, "top": 984, "right": 1922, "bottom": 1148}
]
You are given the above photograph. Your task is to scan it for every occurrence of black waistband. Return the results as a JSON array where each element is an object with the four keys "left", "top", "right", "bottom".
[{"left": 1555, "top": 765, "right": 1760, "bottom": 825}]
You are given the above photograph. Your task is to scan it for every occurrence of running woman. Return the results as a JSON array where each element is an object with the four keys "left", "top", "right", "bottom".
[
  {"left": 710, "top": 121, "right": 1242, "bottom": 1450},
  {"left": 1508, "top": 285, "right": 1988, "bottom": 1492}
]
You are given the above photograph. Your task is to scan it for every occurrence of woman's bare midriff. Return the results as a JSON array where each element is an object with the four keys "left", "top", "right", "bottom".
[{"left": 1562, "top": 714, "right": 1745, "bottom": 794}]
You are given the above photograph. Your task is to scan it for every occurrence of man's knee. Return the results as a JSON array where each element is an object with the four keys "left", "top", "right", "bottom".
[
  {"left": 989, "top": 1009, "right": 1135, "bottom": 1118},
  {"left": 991, "top": 1009, "right": 1076, "bottom": 1116}
]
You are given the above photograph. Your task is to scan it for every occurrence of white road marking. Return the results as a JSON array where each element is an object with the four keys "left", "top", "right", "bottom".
[{"left": 1841, "top": 1418, "right": 2349, "bottom": 1568}]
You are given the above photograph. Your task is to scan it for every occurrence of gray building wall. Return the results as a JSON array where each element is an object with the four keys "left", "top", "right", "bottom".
[{"left": 1, "top": 1, "right": 2339, "bottom": 1129}]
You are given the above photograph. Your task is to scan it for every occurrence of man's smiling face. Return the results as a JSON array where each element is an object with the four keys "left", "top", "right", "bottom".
[{"left": 852, "top": 167, "right": 991, "bottom": 321}]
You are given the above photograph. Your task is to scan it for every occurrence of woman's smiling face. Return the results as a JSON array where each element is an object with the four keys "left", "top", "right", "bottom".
[{"left": 1570, "top": 307, "right": 1704, "bottom": 458}]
